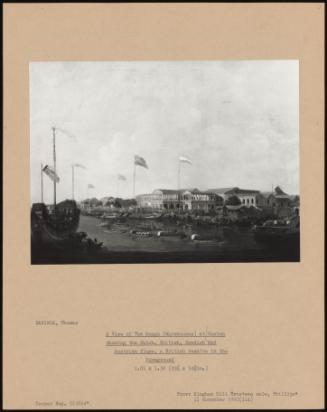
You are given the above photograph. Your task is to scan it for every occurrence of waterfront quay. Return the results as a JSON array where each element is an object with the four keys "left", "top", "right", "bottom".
[{"left": 80, "top": 185, "right": 299, "bottom": 222}]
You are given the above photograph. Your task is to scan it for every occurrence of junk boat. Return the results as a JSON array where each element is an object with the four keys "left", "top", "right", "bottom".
[
  {"left": 157, "top": 230, "right": 187, "bottom": 239},
  {"left": 31, "top": 200, "right": 80, "bottom": 243},
  {"left": 31, "top": 127, "right": 81, "bottom": 243},
  {"left": 102, "top": 213, "right": 119, "bottom": 220},
  {"left": 252, "top": 215, "right": 300, "bottom": 244},
  {"left": 144, "top": 212, "right": 162, "bottom": 219},
  {"left": 129, "top": 229, "right": 153, "bottom": 237}
]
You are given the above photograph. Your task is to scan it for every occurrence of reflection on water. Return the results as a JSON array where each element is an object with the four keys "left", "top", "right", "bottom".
[
  {"left": 77, "top": 215, "right": 299, "bottom": 262},
  {"left": 79, "top": 215, "right": 248, "bottom": 251}
]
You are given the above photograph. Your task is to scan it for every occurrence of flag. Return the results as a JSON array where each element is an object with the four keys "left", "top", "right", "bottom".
[
  {"left": 134, "top": 155, "right": 148, "bottom": 169},
  {"left": 55, "top": 127, "right": 76, "bottom": 140},
  {"left": 179, "top": 156, "right": 192, "bottom": 164},
  {"left": 88, "top": 184, "right": 95, "bottom": 189},
  {"left": 73, "top": 163, "right": 86, "bottom": 169},
  {"left": 42, "top": 165, "right": 60, "bottom": 183},
  {"left": 118, "top": 174, "right": 127, "bottom": 181}
]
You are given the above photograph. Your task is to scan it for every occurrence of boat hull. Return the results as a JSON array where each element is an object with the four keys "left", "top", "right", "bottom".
[
  {"left": 31, "top": 200, "right": 80, "bottom": 243},
  {"left": 252, "top": 216, "right": 300, "bottom": 246}
]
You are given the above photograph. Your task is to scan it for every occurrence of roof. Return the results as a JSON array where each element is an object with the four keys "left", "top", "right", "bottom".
[
  {"left": 183, "top": 190, "right": 224, "bottom": 197},
  {"left": 203, "top": 191, "right": 224, "bottom": 198},
  {"left": 209, "top": 187, "right": 260, "bottom": 195},
  {"left": 272, "top": 186, "right": 289, "bottom": 199},
  {"left": 232, "top": 188, "right": 260, "bottom": 195},
  {"left": 259, "top": 191, "right": 274, "bottom": 198},
  {"left": 153, "top": 189, "right": 180, "bottom": 194},
  {"left": 181, "top": 188, "right": 200, "bottom": 192},
  {"left": 154, "top": 188, "right": 202, "bottom": 194},
  {"left": 274, "top": 186, "right": 287, "bottom": 195},
  {"left": 207, "top": 187, "right": 236, "bottom": 194},
  {"left": 274, "top": 195, "right": 290, "bottom": 199}
]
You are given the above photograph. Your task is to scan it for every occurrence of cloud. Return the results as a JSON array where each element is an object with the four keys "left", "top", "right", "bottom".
[{"left": 30, "top": 61, "right": 299, "bottom": 202}]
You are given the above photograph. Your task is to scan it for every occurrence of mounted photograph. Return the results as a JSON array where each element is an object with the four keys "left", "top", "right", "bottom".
[{"left": 30, "top": 60, "right": 300, "bottom": 264}]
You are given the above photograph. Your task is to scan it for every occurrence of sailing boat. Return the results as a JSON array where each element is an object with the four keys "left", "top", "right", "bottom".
[{"left": 31, "top": 127, "right": 80, "bottom": 243}]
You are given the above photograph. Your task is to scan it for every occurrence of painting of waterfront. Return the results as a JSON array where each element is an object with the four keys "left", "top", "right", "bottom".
[{"left": 30, "top": 61, "right": 299, "bottom": 264}]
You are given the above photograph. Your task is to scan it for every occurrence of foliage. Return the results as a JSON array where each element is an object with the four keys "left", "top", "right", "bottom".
[{"left": 225, "top": 195, "right": 241, "bottom": 206}]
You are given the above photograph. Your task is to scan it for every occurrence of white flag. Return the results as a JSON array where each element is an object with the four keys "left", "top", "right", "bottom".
[
  {"left": 179, "top": 156, "right": 192, "bottom": 164},
  {"left": 73, "top": 163, "right": 86, "bottom": 169}
]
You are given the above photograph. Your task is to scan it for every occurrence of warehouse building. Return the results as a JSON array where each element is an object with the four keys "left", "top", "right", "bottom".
[{"left": 136, "top": 189, "right": 224, "bottom": 211}]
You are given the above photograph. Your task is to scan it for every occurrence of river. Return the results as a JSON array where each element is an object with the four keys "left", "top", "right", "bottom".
[{"left": 76, "top": 215, "right": 299, "bottom": 263}]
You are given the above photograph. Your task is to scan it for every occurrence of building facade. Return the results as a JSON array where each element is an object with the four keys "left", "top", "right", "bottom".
[
  {"left": 181, "top": 190, "right": 223, "bottom": 212},
  {"left": 136, "top": 191, "right": 164, "bottom": 209},
  {"left": 136, "top": 186, "right": 298, "bottom": 217},
  {"left": 136, "top": 189, "right": 223, "bottom": 211},
  {"left": 209, "top": 187, "right": 260, "bottom": 207},
  {"left": 256, "top": 186, "right": 294, "bottom": 217}
]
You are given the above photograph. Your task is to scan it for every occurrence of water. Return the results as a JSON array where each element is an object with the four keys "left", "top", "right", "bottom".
[{"left": 76, "top": 215, "right": 300, "bottom": 263}]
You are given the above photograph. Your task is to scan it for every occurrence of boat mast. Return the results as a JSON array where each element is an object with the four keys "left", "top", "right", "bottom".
[
  {"left": 177, "top": 159, "right": 181, "bottom": 191},
  {"left": 41, "top": 163, "right": 44, "bottom": 203},
  {"left": 133, "top": 162, "right": 136, "bottom": 198},
  {"left": 52, "top": 127, "right": 57, "bottom": 208},
  {"left": 72, "top": 164, "right": 75, "bottom": 200}
]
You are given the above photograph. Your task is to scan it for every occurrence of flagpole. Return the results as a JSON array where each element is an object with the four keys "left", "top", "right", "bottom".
[
  {"left": 133, "top": 162, "right": 136, "bottom": 198},
  {"left": 72, "top": 164, "right": 75, "bottom": 200},
  {"left": 178, "top": 160, "right": 181, "bottom": 190},
  {"left": 117, "top": 177, "right": 119, "bottom": 198},
  {"left": 52, "top": 127, "right": 56, "bottom": 209},
  {"left": 41, "top": 163, "right": 44, "bottom": 203}
]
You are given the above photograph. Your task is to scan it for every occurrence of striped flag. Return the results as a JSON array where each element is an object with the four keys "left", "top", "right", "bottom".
[
  {"left": 179, "top": 156, "right": 192, "bottom": 164},
  {"left": 118, "top": 174, "right": 127, "bottom": 181},
  {"left": 134, "top": 155, "right": 148, "bottom": 169},
  {"left": 42, "top": 165, "right": 60, "bottom": 183}
]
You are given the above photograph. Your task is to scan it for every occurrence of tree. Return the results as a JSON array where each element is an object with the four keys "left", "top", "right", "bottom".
[
  {"left": 225, "top": 195, "right": 241, "bottom": 206},
  {"left": 90, "top": 198, "right": 102, "bottom": 207},
  {"left": 125, "top": 198, "right": 137, "bottom": 207},
  {"left": 114, "top": 198, "right": 122, "bottom": 208}
]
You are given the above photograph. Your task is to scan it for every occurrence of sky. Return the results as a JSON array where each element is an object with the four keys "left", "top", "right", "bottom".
[{"left": 30, "top": 60, "right": 299, "bottom": 203}]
